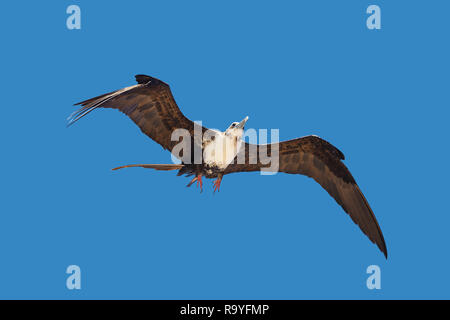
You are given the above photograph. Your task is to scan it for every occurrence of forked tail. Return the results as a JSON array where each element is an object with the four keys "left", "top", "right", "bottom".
[{"left": 112, "top": 164, "right": 185, "bottom": 171}]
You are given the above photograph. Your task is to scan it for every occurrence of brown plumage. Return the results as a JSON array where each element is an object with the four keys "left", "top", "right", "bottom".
[
  {"left": 69, "top": 74, "right": 387, "bottom": 258},
  {"left": 68, "top": 74, "right": 205, "bottom": 154},
  {"left": 225, "top": 137, "right": 387, "bottom": 258}
]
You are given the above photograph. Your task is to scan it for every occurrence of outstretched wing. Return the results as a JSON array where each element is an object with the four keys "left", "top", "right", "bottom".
[
  {"left": 68, "top": 74, "right": 205, "bottom": 155},
  {"left": 225, "top": 135, "right": 387, "bottom": 258}
]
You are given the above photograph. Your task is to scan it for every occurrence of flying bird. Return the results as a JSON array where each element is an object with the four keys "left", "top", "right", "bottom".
[{"left": 68, "top": 74, "right": 387, "bottom": 258}]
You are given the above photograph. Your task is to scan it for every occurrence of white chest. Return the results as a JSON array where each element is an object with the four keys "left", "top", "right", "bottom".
[{"left": 203, "top": 133, "right": 242, "bottom": 169}]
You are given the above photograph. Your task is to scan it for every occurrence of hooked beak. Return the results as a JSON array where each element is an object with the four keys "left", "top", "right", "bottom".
[{"left": 236, "top": 116, "right": 249, "bottom": 129}]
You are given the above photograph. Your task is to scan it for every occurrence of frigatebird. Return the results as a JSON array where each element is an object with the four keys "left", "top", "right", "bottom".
[{"left": 68, "top": 74, "right": 387, "bottom": 258}]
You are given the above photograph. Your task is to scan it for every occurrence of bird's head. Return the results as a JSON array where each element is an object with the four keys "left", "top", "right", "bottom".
[{"left": 225, "top": 116, "right": 248, "bottom": 138}]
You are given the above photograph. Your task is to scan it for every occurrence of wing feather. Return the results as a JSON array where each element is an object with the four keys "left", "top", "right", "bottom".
[
  {"left": 68, "top": 75, "right": 205, "bottom": 156},
  {"left": 225, "top": 135, "right": 387, "bottom": 257}
]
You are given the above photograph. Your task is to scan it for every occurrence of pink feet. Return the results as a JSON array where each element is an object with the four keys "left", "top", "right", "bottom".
[
  {"left": 187, "top": 174, "right": 203, "bottom": 192},
  {"left": 188, "top": 174, "right": 223, "bottom": 193},
  {"left": 197, "top": 175, "right": 203, "bottom": 191},
  {"left": 213, "top": 176, "right": 222, "bottom": 193}
]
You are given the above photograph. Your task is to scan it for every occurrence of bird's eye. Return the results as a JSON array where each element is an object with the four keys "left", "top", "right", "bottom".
[{"left": 231, "top": 123, "right": 236, "bottom": 128}]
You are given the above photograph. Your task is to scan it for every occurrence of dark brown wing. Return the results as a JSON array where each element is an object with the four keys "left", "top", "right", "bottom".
[
  {"left": 225, "top": 135, "right": 387, "bottom": 258},
  {"left": 68, "top": 75, "right": 205, "bottom": 154}
]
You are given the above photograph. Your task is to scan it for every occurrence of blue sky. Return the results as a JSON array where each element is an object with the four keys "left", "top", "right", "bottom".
[{"left": 0, "top": 1, "right": 449, "bottom": 299}]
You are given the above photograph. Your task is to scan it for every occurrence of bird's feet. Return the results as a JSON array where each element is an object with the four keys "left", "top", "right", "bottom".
[
  {"left": 197, "top": 175, "right": 203, "bottom": 191},
  {"left": 213, "top": 175, "right": 222, "bottom": 193},
  {"left": 187, "top": 174, "right": 203, "bottom": 192}
]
